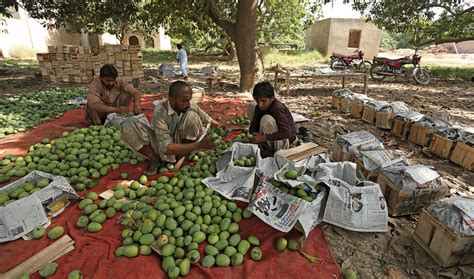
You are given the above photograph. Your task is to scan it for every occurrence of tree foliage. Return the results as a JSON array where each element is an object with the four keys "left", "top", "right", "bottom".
[{"left": 353, "top": 0, "right": 474, "bottom": 46}]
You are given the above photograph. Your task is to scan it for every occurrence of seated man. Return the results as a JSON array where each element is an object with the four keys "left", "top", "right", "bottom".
[
  {"left": 85, "top": 64, "right": 142, "bottom": 125},
  {"left": 121, "top": 81, "right": 219, "bottom": 175},
  {"left": 249, "top": 81, "right": 297, "bottom": 156}
]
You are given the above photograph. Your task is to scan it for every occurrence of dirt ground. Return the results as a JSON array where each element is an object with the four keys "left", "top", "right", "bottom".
[{"left": 0, "top": 57, "right": 473, "bottom": 278}]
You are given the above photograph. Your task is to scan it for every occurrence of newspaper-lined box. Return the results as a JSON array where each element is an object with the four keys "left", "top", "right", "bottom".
[
  {"left": 332, "top": 131, "right": 384, "bottom": 162},
  {"left": 351, "top": 102, "right": 365, "bottom": 118},
  {"left": 314, "top": 162, "right": 388, "bottom": 232},
  {"left": 413, "top": 209, "right": 474, "bottom": 267},
  {"left": 392, "top": 117, "right": 410, "bottom": 138},
  {"left": 376, "top": 167, "right": 448, "bottom": 216},
  {"left": 0, "top": 171, "right": 79, "bottom": 242},
  {"left": 340, "top": 97, "right": 351, "bottom": 113},
  {"left": 331, "top": 96, "right": 341, "bottom": 109},
  {"left": 429, "top": 134, "right": 455, "bottom": 160},
  {"left": 450, "top": 142, "right": 474, "bottom": 171}
]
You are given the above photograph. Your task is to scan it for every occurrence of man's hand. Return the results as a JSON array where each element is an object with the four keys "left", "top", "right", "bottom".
[
  {"left": 197, "top": 137, "right": 215, "bottom": 150},
  {"left": 134, "top": 105, "right": 142, "bottom": 115},
  {"left": 251, "top": 133, "right": 267, "bottom": 144},
  {"left": 116, "top": 106, "right": 129, "bottom": 115}
]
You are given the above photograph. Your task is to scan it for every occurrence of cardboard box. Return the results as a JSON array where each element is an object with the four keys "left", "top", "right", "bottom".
[
  {"left": 350, "top": 102, "right": 365, "bottom": 119},
  {"left": 450, "top": 142, "right": 474, "bottom": 171},
  {"left": 362, "top": 106, "right": 376, "bottom": 124},
  {"left": 408, "top": 123, "right": 435, "bottom": 146},
  {"left": 377, "top": 174, "right": 448, "bottom": 216},
  {"left": 332, "top": 143, "right": 353, "bottom": 162},
  {"left": 428, "top": 134, "right": 455, "bottom": 160},
  {"left": 413, "top": 209, "right": 474, "bottom": 267}
]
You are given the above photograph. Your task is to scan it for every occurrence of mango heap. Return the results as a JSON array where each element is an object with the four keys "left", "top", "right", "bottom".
[
  {"left": 74, "top": 131, "right": 263, "bottom": 277},
  {"left": 228, "top": 116, "right": 250, "bottom": 125},
  {"left": 233, "top": 156, "right": 256, "bottom": 167},
  {"left": 0, "top": 126, "right": 139, "bottom": 190},
  {"left": 0, "top": 88, "right": 85, "bottom": 138},
  {"left": 270, "top": 178, "right": 321, "bottom": 203},
  {"left": 0, "top": 178, "right": 50, "bottom": 206}
]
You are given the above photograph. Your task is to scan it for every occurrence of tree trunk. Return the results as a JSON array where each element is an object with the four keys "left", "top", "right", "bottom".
[
  {"left": 205, "top": 0, "right": 261, "bottom": 93},
  {"left": 234, "top": 0, "right": 259, "bottom": 92}
]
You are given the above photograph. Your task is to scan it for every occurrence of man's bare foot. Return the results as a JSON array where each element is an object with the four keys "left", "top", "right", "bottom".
[{"left": 144, "top": 160, "right": 160, "bottom": 176}]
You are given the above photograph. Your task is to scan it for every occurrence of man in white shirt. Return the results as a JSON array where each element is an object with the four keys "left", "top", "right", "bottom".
[{"left": 176, "top": 44, "right": 188, "bottom": 79}]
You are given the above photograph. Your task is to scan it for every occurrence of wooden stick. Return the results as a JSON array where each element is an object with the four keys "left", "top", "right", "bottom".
[{"left": 0, "top": 235, "right": 75, "bottom": 279}]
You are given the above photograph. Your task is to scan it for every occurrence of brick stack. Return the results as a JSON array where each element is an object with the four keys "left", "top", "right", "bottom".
[{"left": 37, "top": 44, "right": 144, "bottom": 83}]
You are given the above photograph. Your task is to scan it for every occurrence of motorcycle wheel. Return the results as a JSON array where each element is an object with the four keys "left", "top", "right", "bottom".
[
  {"left": 330, "top": 59, "right": 346, "bottom": 71},
  {"left": 357, "top": 61, "right": 372, "bottom": 72},
  {"left": 413, "top": 67, "right": 430, "bottom": 85},
  {"left": 370, "top": 64, "right": 387, "bottom": 81}
]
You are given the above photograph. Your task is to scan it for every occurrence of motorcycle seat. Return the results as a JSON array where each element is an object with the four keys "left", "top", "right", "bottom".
[
  {"left": 332, "top": 52, "right": 360, "bottom": 59},
  {"left": 374, "top": 57, "right": 408, "bottom": 63}
]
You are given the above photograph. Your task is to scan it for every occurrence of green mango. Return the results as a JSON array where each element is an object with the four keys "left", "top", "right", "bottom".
[
  {"left": 38, "top": 262, "right": 58, "bottom": 277},
  {"left": 215, "top": 254, "right": 230, "bottom": 267},
  {"left": 76, "top": 216, "right": 89, "bottom": 228},
  {"left": 178, "top": 258, "right": 190, "bottom": 276},
  {"left": 87, "top": 222, "right": 102, "bottom": 232},
  {"left": 205, "top": 245, "right": 219, "bottom": 256},
  {"left": 228, "top": 234, "right": 241, "bottom": 247},
  {"left": 247, "top": 235, "right": 260, "bottom": 246},
  {"left": 187, "top": 249, "right": 200, "bottom": 264},
  {"left": 202, "top": 255, "right": 215, "bottom": 268},
  {"left": 288, "top": 238, "right": 299, "bottom": 250},
  {"left": 276, "top": 237, "right": 287, "bottom": 251},
  {"left": 67, "top": 270, "right": 83, "bottom": 279},
  {"left": 123, "top": 245, "right": 139, "bottom": 258},
  {"left": 237, "top": 240, "right": 250, "bottom": 255},
  {"left": 161, "top": 244, "right": 176, "bottom": 257},
  {"left": 231, "top": 252, "right": 244, "bottom": 266},
  {"left": 48, "top": 226, "right": 64, "bottom": 240},
  {"left": 251, "top": 247, "right": 262, "bottom": 261},
  {"left": 32, "top": 226, "right": 46, "bottom": 239}
]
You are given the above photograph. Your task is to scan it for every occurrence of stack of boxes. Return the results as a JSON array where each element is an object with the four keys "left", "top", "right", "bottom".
[{"left": 37, "top": 44, "right": 144, "bottom": 83}]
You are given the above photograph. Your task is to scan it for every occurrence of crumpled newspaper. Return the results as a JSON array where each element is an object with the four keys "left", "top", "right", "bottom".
[
  {"left": 427, "top": 196, "right": 474, "bottom": 237},
  {"left": 436, "top": 126, "right": 474, "bottom": 144},
  {"left": 365, "top": 99, "right": 389, "bottom": 111},
  {"left": 381, "top": 164, "right": 446, "bottom": 190},
  {"left": 416, "top": 115, "right": 451, "bottom": 129},
  {"left": 104, "top": 113, "right": 150, "bottom": 128},
  {"left": 335, "top": 131, "right": 384, "bottom": 153},
  {"left": 378, "top": 101, "right": 411, "bottom": 115},
  {"left": 394, "top": 110, "right": 425, "bottom": 123},
  {"left": 332, "top": 88, "right": 353, "bottom": 98}
]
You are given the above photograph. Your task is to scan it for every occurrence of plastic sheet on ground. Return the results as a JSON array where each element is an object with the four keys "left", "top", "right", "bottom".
[
  {"left": 200, "top": 66, "right": 218, "bottom": 75},
  {"left": 313, "top": 162, "right": 388, "bottom": 232},
  {"left": 157, "top": 63, "right": 175, "bottom": 77},
  {"left": 427, "top": 196, "right": 474, "bottom": 237},
  {"left": 381, "top": 164, "right": 446, "bottom": 190},
  {"left": 335, "top": 130, "right": 384, "bottom": 153},
  {"left": 291, "top": 112, "right": 310, "bottom": 123},
  {"left": 0, "top": 171, "right": 79, "bottom": 242}
]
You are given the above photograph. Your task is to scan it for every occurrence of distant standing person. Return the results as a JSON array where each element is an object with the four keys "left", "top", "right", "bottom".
[
  {"left": 176, "top": 44, "right": 188, "bottom": 79},
  {"left": 85, "top": 64, "right": 142, "bottom": 125}
]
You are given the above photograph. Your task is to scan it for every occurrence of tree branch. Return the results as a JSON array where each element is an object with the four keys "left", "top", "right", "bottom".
[{"left": 204, "top": 0, "right": 236, "bottom": 40}]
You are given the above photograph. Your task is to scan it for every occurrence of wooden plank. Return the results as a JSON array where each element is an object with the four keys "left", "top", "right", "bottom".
[
  {"left": 277, "top": 143, "right": 326, "bottom": 162},
  {"left": 286, "top": 146, "right": 327, "bottom": 162},
  {"left": 0, "top": 235, "right": 75, "bottom": 279},
  {"left": 429, "top": 134, "right": 454, "bottom": 159},
  {"left": 350, "top": 102, "right": 364, "bottom": 118},
  {"left": 362, "top": 106, "right": 376, "bottom": 124},
  {"left": 450, "top": 142, "right": 474, "bottom": 171}
]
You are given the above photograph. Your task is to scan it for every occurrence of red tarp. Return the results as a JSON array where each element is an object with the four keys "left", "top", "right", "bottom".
[{"left": 0, "top": 95, "right": 342, "bottom": 278}]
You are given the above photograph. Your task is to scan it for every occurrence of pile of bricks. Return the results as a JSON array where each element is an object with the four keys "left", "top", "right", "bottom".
[{"left": 37, "top": 44, "right": 144, "bottom": 83}]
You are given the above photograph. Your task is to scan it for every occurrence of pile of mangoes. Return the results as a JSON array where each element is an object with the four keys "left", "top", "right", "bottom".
[
  {"left": 0, "top": 178, "right": 50, "bottom": 206},
  {"left": 233, "top": 156, "right": 256, "bottom": 167},
  {"left": 0, "top": 88, "right": 85, "bottom": 138},
  {"left": 270, "top": 178, "right": 320, "bottom": 203},
  {"left": 0, "top": 126, "right": 139, "bottom": 190},
  {"left": 228, "top": 116, "right": 250, "bottom": 126}
]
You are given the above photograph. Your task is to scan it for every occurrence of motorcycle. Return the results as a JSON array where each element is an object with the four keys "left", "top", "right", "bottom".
[
  {"left": 369, "top": 49, "right": 430, "bottom": 84},
  {"left": 330, "top": 49, "right": 371, "bottom": 71}
]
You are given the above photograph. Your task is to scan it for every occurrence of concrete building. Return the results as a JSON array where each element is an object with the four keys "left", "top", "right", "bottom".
[
  {"left": 305, "top": 18, "right": 381, "bottom": 59},
  {"left": 0, "top": 6, "right": 172, "bottom": 58}
]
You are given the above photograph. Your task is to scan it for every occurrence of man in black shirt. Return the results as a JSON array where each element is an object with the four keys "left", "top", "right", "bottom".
[{"left": 249, "top": 82, "right": 297, "bottom": 156}]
